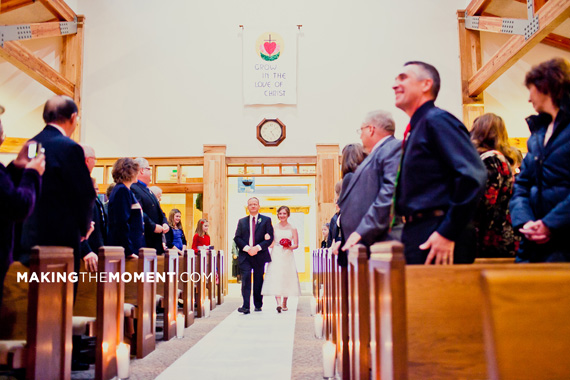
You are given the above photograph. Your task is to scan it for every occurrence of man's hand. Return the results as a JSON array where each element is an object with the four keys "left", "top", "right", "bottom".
[
  {"left": 154, "top": 224, "right": 164, "bottom": 233},
  {"left": 342, "top": 232, "right": 361, "bottom": 251},
  {"left": 83, "top": 252, "right": 98, "bottom": 273},
  {"left": 25, "top": 154, "right": 46, "bottom": 175},
  {"left": 162, "top": 223, "right": 170, "bottom": 233},
  {"left": 420, "top": 231, "right": 454, "bottom": 265},
  {"left": 520, "top": 220, "right": 551, "bottom": 244},
  {"left": 13, "top": 141, "right": 33, "bottom": 168},
  {"left": 81, "top": 221, "right": 95, "bottom": 242},
  {"left": 248, "top": 246, "right": 260, "bottom": 256},
  {"left": 331, "top": 241, "right": 341, "bottom": 256}
]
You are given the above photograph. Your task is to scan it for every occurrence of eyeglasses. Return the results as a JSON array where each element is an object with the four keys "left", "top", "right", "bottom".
[
  {"left": 356, "top": 125, "right": 373, "bottom": 136},
  {"left": 143, "top": 167, "right": 152, "bottom": 171}
]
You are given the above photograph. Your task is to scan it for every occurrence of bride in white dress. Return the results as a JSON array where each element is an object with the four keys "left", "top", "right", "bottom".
[{"left": 262, "top": 206, "right": 301, "bottom": 313}]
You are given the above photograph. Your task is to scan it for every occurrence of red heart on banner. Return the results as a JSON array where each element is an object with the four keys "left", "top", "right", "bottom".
[{"left": 264, "top": 42, "right": 276, "bottom": 55}]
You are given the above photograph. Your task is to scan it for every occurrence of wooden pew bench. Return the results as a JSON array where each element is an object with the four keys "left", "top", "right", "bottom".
[{"left": 179, "top": 249, "right": 195, "bottom": 328}]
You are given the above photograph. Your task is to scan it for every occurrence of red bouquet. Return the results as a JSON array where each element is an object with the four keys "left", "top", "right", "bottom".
[{"left": 279, "top": 238, "right": 292, "bottom": 248}]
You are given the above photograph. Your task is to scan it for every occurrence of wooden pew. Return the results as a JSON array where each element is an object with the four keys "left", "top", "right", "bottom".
[
  {"left": 206, "top": 250, "right": 217, "bottom": 310},
  {"left": 481, "top": 269, "right": 570, "bottom": 380},
  {"left": 474, "top": 257, "right": 515, "bottom": 265},
  {"left": 195, "top": 249, "right": 207, "bottom": 318},
  {"left": 368, "top": 242, "right": 407, "bottom": 380},
  {"left": 179, "top": 249, "right": 195, "bottom": 328},
  {"left": 347, "top": 245, "right": 370, "bottom": 380},
  {"left": 216, "top": 250, "right": 225, "bottom": 305},
  {"left": 0, "top": 247, "right": 74, "bottom": 380},
  {"left": 156, "top": 249, "right": 179, "bottom": 341},
  {"left": 124, "top": 248, "right": 157, "bottom": 358},
  {"left": 335, "top": 261, "right": 350, "bottom": 380},
  {"left": 95, "top": 247, "right": 125, "bottom": 380}
]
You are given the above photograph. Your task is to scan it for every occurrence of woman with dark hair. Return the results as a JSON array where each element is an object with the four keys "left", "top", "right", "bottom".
[
  {"left": 165, "top": 208, "right": 187, "bottom": 253},
  {"left": 108, "top": 158, "right": 144, "bottom": 257},
  {"left": 510, "top": 58, "right": 570, "bottom": 262},
  {"left": 191, "top": 218, "right": 210, "bottom": 251},
  {"left": 261, "top": 206, "right": 301, "bottom": 312},
  {"left": 471, "top": 113, "right": 520, "bottom": 257}
]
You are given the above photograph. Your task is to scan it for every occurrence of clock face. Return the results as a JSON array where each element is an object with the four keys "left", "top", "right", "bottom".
[{"left": 260, "top": 121, "right": 282, "bottom": 142}]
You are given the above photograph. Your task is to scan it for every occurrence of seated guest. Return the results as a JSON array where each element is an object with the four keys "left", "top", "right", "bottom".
[
  {"left": 510, "top": 58, "right": 570, "bottom": 262},
  {"left": 104, "top": 182, "right": 115, "bottom": 215},
  {"left": 108, "top": 158, "right": 143, "bottom": 258},
  {"left": 192, "top": 218, "right": 211, "bottom": 251},
  {"left": 165, "top": 208, "right": 187, "bottom": 254},
  {"left": 320, "top": 223, "right": 329, "bottom": 248},
  {"left": 471, "top": 113, "right": 521, "bottom": 258},
  {"left": 327, "top": 181, "right": 342, "bottom": 251},
  {"left": 80, "top": 178, "right": 108, "bottom": 272},
  {"left": 0, "top": 106, "right": 44, "bottom": 307}
]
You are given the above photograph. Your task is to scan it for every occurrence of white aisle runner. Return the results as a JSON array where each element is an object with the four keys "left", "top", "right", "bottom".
[{"left": 156, "top": 298, "right": 299, "bottom": 380}]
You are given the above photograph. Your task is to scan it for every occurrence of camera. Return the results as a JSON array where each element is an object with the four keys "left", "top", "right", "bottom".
[{"left": 27, "top": 142, "right": 44, "bottom": 159}]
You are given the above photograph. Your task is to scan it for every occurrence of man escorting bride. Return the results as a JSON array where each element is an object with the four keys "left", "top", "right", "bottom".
[{"left": 262, "top": 206, "right": 302, "bottom": 313}]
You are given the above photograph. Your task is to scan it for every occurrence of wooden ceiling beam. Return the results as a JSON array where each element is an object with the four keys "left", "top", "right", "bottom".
[
  {"left": 468, "top": 0, "right": 570, "bottom": 97},
  {"left": 542, "top": 33, "right": 570, "bottom": 52},
  {"left": 466, "top": 0, "right": 493, "bottom": 16},
  {"left": 0, "top": 41, "right": 74, "bottom": 97},
  {"left": 37, "top": 0, "right": 76, "bottom": 22},
  {"left": 0, "top": 0, "right": 34, "bottom": 13}
]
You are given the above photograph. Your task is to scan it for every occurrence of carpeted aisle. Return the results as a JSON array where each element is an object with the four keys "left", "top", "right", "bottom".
[{"left": 156, "top": 297, "right": 299, "bottom": 380}]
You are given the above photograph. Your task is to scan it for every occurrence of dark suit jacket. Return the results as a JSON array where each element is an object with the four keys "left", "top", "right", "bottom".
[
  {"left": 233, "top": 214, "right": 274, "bottom": 265},
  {"left": 338, "top": 135, "right": 401, "bottom": 248},
  {"left": 18, "top": 125, "right": 95, "bottom": 270},
  {"left": 131, "top": 181, "right": 167, "bottom": 254},
  {"left": 81, "top": 197, "right": 107, "bottom": 257}
]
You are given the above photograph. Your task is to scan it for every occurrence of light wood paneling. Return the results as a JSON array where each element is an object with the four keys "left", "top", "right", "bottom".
[{"left": 316, "top": 144, "right": 340, "bottom": 248}]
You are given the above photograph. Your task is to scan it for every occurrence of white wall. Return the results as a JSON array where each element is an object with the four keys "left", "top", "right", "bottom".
[{"left": 1, "top": 0, "right": 471, "bottom": 158}]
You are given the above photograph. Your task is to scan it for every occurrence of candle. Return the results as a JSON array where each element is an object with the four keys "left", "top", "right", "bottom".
[
  {"left": 310, "top": 297, "right": 317, "bottom": 316},
  {"left": 314, "top": 313, "right": 323, "bottom": 339},
  {"left": 204, "top": 298, "right": 211, "bottom": 318},
  {"left": 116, "top": 342, "right": 130, "bottom": 379},
  {"left": 322, "top": 340, "right": 337, "bottom": 378},
  {"left": 176, "top": 314, "right": 185, "bottom": 338}
]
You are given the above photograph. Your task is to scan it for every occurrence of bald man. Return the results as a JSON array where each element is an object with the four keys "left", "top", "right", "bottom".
[{"left": 18, "top": 96, "right": 96, "bottom": 273}]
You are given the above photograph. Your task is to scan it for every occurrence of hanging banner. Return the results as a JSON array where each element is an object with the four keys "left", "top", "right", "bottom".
[{"left": 243, "top": 28, "right": 297, "bottom": 105}]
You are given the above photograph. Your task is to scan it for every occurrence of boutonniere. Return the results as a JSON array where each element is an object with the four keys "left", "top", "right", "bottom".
[{"left": 257, "top": 216, "right": 261, "bottom": 224}]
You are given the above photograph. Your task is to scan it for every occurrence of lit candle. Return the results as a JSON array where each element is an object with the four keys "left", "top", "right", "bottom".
[
  {"left": 322, "top": 340, "right": 336, "bottom": 378},
  {"left": 204, "top": 298, "right": 211, "bottom": 318},
  {"left": 314, "top": 313, "right": 323, "bottom": 339},
  {"left": 310, "top": 297, "right": 317, "bottom": 316},
  {"left": 176, "top": 314, "right": 185, "bottom": 338},
  {"left": 116, "top": 342, "right": 130, "bottom": 379}
]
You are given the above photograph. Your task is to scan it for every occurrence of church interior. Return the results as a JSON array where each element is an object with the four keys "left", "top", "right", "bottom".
[{"left": 1, "top": 0, "right": 570, "bottom": 379}]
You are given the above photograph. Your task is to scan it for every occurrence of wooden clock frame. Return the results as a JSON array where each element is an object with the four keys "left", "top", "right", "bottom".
[{"left": 256, "top": 118, "right": 286, "bottom": 147}]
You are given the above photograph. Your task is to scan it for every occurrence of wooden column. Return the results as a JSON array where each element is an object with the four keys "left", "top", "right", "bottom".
[
  {"left": 185, "top": 193, "right": 194, "bottom": 236},
  {"left": 316, "top": 144, "right": 340, "bottom": 247},
  {"left": 458, "top": 10, "right": 484, "bottom": 129},
  {"left": 203, "top": 144, "right": 227, "bottom": 294},
  {"left": 62, "top": 15, "right": 85, "bottom": 141}
]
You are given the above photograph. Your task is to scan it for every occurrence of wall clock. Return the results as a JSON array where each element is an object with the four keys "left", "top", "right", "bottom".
[{"left": 256, "top": 118, "right": 286, "bottom": 147}]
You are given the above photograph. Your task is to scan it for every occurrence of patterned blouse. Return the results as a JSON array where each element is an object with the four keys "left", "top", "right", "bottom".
[{"left": 473, "top": 150, "right": 521, "bottom": 257}]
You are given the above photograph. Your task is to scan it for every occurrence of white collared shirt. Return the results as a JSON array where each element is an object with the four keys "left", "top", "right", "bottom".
[
  {"left": 48, "top": 123, "right": 67, "bottom": 137},
  {"left": 244, "top": 214, "right": 261, "bottom": 252},
  {"left": 370, "top": 134, "right": 391, "bottom": 154}
]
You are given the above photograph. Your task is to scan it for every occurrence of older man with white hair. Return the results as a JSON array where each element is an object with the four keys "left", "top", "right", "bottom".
[{"left": 338, "top": 109, "right": 401, "bottom": 259}]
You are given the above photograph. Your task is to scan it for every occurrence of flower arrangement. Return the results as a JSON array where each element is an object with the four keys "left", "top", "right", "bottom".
[{"left": 279, "top": 238, "right": 292, "bottom": 248}]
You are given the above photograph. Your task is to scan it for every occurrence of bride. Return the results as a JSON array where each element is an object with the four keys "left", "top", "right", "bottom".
[{"left": 262, "top": 206, "right": 301, "bottom": 313}]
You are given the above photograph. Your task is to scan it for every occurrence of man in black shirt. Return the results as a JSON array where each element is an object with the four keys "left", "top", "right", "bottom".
[{"left": 393, "top": 61, "right": 486, "bottom": 265}]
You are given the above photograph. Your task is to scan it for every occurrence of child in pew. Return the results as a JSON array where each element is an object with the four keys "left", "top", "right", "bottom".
[
  {"left": 165, "top": 208, "right": 187, "bottom": 254},
  {"left": 192, "top": 218, "right": 211, "bottom": 252}
]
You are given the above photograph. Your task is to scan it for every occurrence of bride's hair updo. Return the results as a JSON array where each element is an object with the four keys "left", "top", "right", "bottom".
[{"left": 277, "top": 206, "right": 290, "bottom": 216}]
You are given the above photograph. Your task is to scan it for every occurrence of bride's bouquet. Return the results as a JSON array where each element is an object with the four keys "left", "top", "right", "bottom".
[{"left": 279, "top": 238, "right": 292, "bottom": 248}]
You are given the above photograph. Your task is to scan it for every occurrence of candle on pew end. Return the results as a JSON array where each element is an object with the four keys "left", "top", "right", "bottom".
[
  {"left": 314, "top": 313, "right": 324, "bottom": 339},
  {"left": 176, "top": 314, "right": 185, "bottom": 338},
  {"left": 116, "top": 342, "right": 130, "bottom": 379},
  {"left": 310, "top": 297, "right": 317, "bottom": 316},
  {"left": 322, "top": 340, "right": 336, "bottom": 378}
]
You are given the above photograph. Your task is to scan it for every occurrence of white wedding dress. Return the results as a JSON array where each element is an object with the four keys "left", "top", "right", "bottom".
[{"left": 262, "top": 227, "right": 301, "bottom": 296}]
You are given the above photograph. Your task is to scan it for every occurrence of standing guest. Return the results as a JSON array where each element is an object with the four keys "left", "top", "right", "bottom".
[
  {"left": 131, "top": 158, "right": 169, "bottom": 255},
  {"left": 104, "top": 182, "right": 115, "bottom": 215},
  {"left": 234, "top": 197, "right": 274, "bottom": 314},
  {"left": 192, "top": 218, "right": 211, "bottom": 251},
  {"left": 18, "top": 96, "right": 96, "bottom": 273},
  {"left": 108, "top": 158, "right": 143, "bottom": 258},
  {"left": 80, "top": 145, "right": 107, "bottom": 272},
  {"left": 149, "top": 186, "right": 168, "bottom": 251},
  {"left": 165, "top": 208, "right": 187, "bottom": 254},
  {"left": 470, "top": 113, "right": 520, "bottom": 258},
  {"left": 0, "top": 105, "right": 44, "bottom": 307},
  {"left": 327, "top": 181, "right": 343, "bottom": 249},
  {"left": 510, "top": 58, "right": 570, "bottom": 263},
  {"left": 339, "top": 112, "right": 401, "bottom": 259},
  {"left": 393, "top": 61, "right": 486, "bottom": 265},
  {"left": 320, "top": 223, "right": 329, "bottom": 248},
  {"left": 262, "top": 206, "right": 301, "bottom": 313}
]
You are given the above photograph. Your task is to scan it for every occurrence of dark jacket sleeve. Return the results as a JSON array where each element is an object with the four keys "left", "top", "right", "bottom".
[
  {"left": 1, "top": 164, "right": 41, "bottom": 222},
  {"left": 131, "top": 184, "right": 156, "bottom": 235},
  {"left": 67, "top": 144, "right": 95, "bottom": 236},
  {"left": 181, "top": 229, "right": 187, "bottom": 245},
  {"left": 257, "top": 217, "right": 274, "bottom": 250},
  {"left": 234, "top": 219, "right": 248, "bottom": 250},
  {"left": 112, "top": 187, "right": 135, "bottom": 256},
  {"left": 165, "top": 228, "right": 174, "bottom": 248}
]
